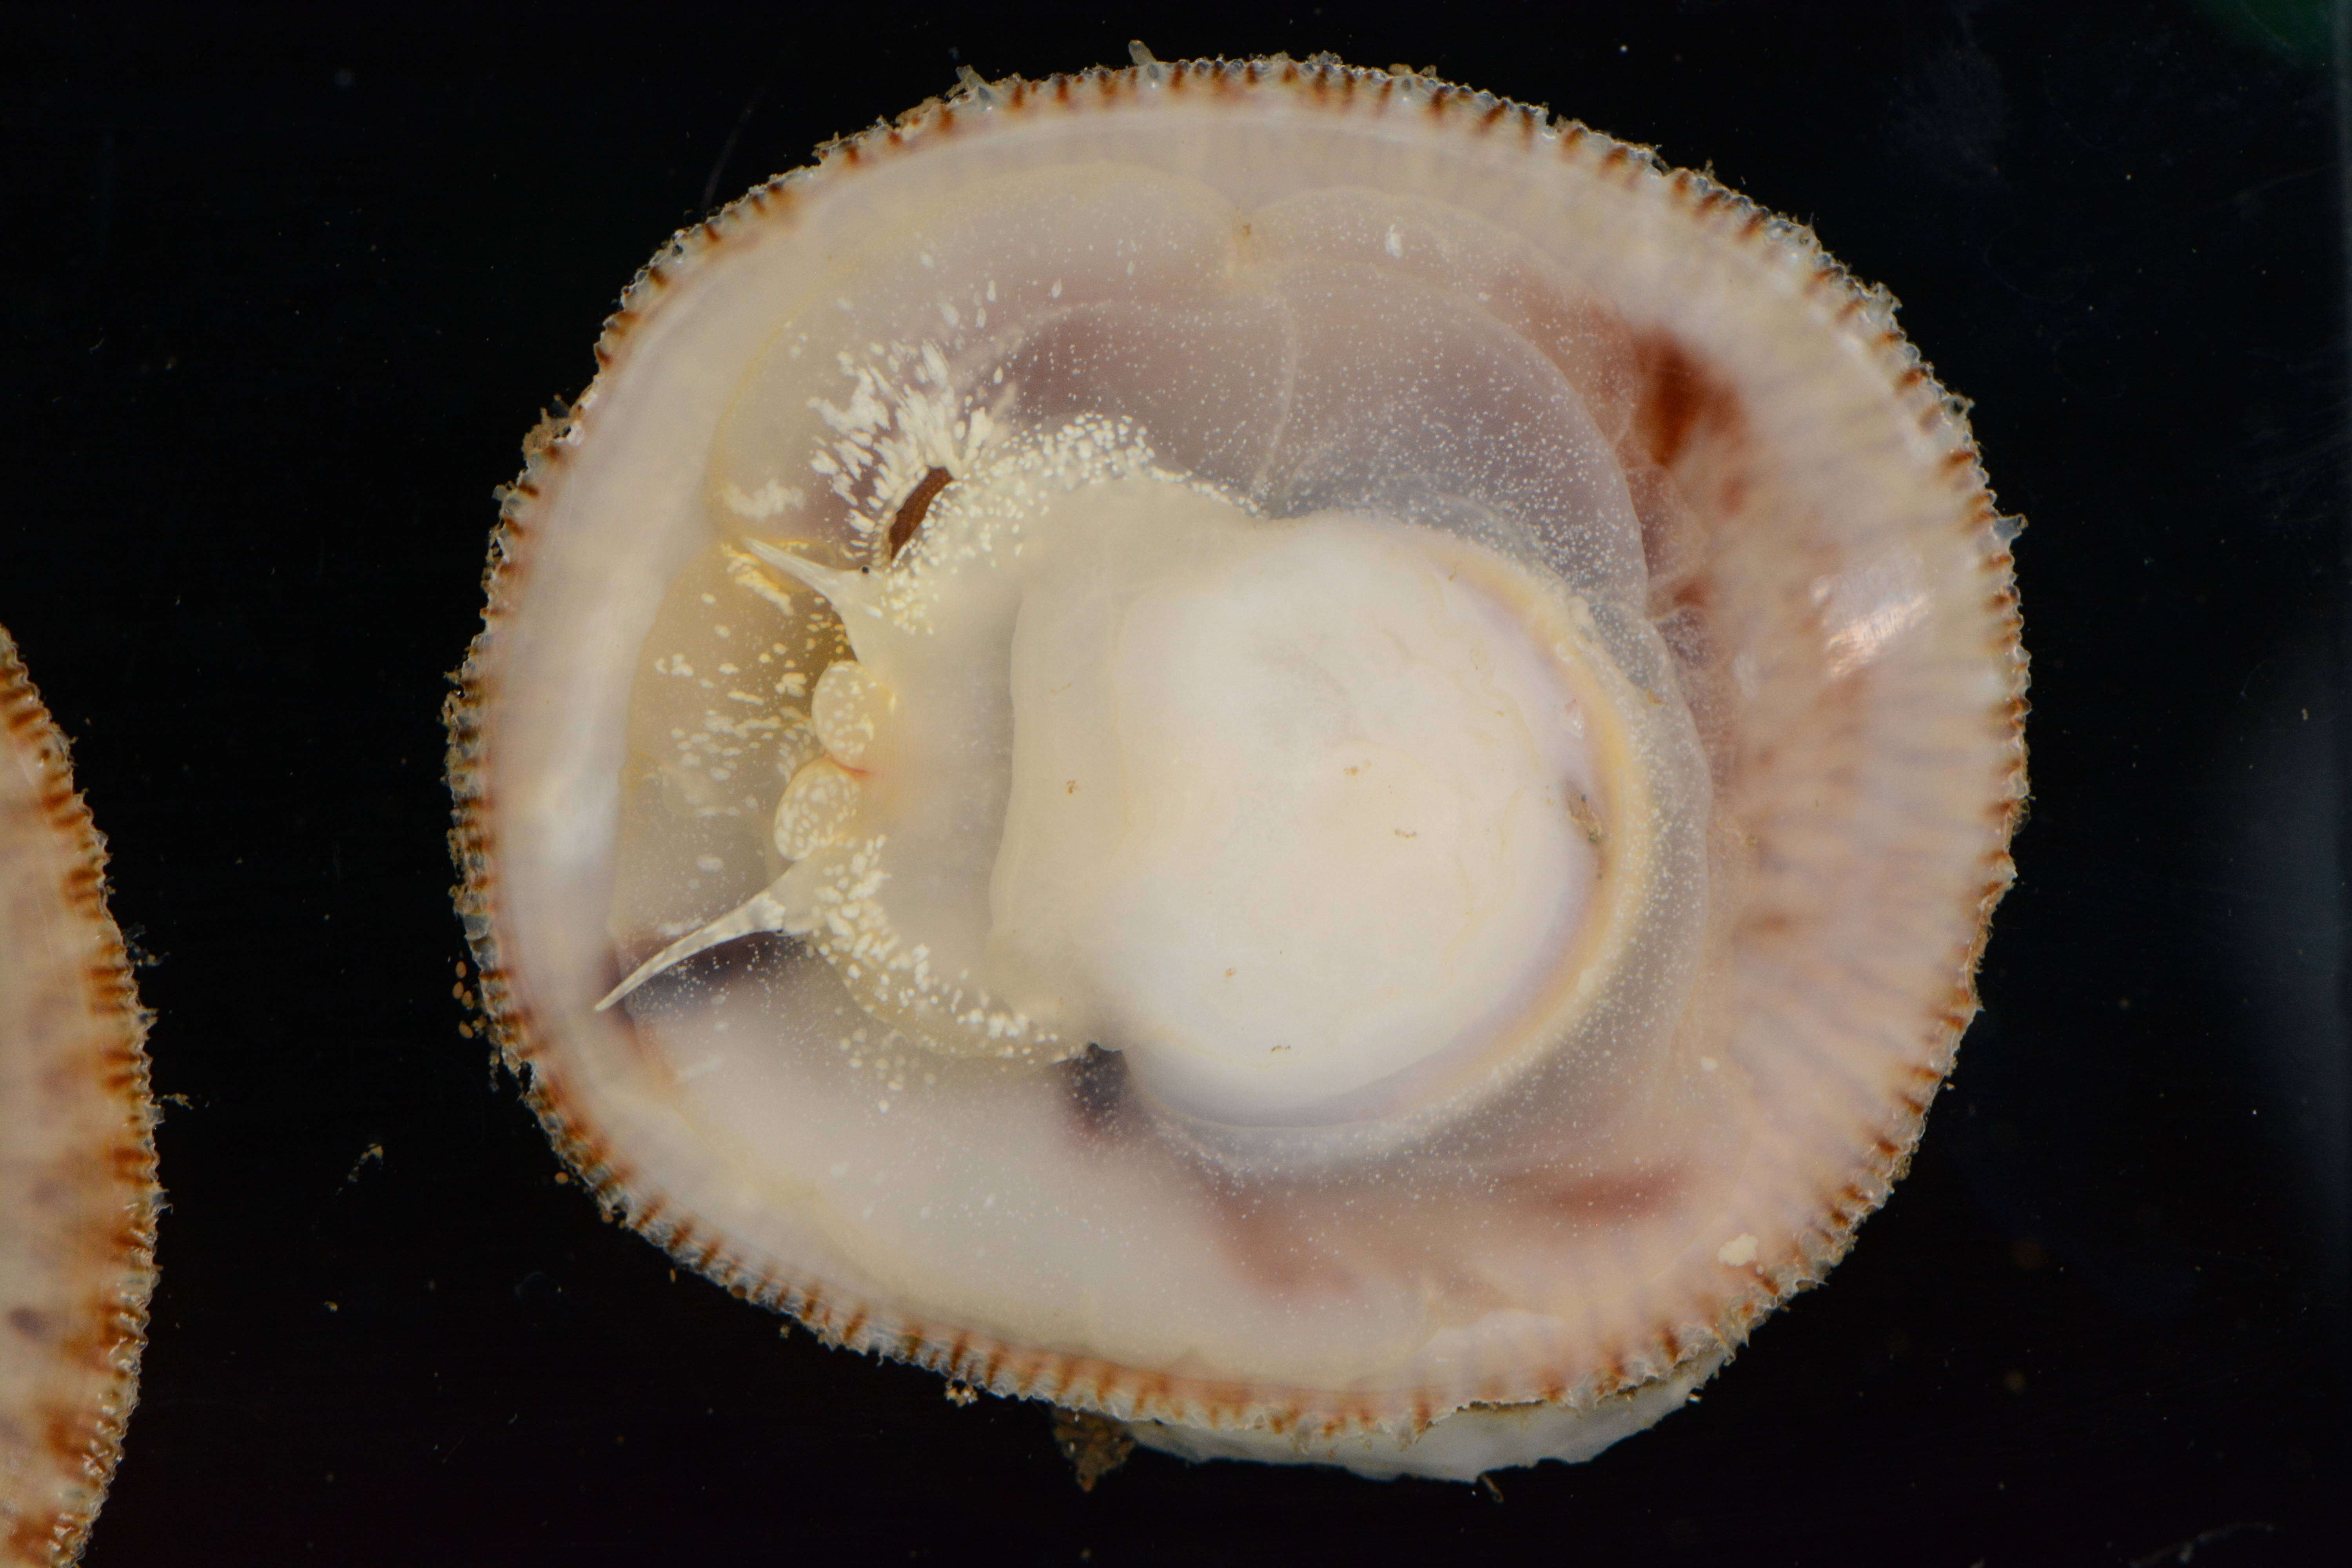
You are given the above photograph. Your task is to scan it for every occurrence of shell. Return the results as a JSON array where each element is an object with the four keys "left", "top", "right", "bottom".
[
  {"left": 447, "top": 54, "right": 2025, "bottom": 1477},
  {"left": 0, "top": 627, "right": 161, "bottom": 1561}
]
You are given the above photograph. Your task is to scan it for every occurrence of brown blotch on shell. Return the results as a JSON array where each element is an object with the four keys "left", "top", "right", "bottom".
[{"left": 1630, "top": 333, "right": 1745, "bottom": 470}]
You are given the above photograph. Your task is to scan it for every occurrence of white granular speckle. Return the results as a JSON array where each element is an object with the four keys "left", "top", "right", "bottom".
[{"left": 1717, "top": 1234, "right": 1759, "bottom": 1266}]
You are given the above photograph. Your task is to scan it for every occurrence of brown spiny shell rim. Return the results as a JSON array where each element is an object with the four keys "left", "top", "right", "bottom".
[
  {"left": 0, "top": 630, "right": 162, "bottom": 1567},
  {"left": 444, "top": 53, "right": 2027, "bottom": 1442}
]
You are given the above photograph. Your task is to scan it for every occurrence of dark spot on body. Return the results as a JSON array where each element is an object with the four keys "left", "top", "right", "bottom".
[
  {"left": 887, "top": 465, "right": 954, "bottom": 561},
  {"left": 8, "top": 1307, "right": 48, "bottom": 1340},
  {"left": 1062, "top": 1043, "right": 1132, "bottom": 1138}
]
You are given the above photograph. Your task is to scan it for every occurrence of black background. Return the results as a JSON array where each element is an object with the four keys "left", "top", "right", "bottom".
[{"left": 4, "top": 2, "right": 2347, "bottom": 1563}]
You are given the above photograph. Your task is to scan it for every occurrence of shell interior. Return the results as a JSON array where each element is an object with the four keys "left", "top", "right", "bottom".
[{"left": 448, "top": 55, "right": 2026, "bottom": 1478}]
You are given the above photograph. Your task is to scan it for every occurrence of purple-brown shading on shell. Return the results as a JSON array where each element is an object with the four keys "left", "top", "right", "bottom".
[
  {"left": 446, "top": 54, "right": 2025, "bottom": 1474},
  {"left": 0, "top": 628, "right": 162, "bottom": 1562}
]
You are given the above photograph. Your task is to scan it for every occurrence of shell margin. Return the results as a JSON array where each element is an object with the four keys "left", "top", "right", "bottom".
[{"left": 0, "top": 627, "right": 163, "bottom": 1567}]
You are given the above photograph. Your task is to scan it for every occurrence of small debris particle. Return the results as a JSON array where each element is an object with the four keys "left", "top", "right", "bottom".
[
  {"left": 342, "top": 1142, "right": 386, "bottom": 1186},
  {"left": 1717, "top": 1233, "right": 1759, "bottom": 1266},
  {"left": 2126, "top": 1522, "right": 2279, "bottom": 1567},
  {"left": 1050, "top": 1408, "right": 1136, "bottom": 1491}
]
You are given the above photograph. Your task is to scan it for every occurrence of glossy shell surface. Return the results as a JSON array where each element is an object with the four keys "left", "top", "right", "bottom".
[
  {"left": 0, "top": 628, "right": 160, "bottom": 1561},
  {"left": 448, "top": 55, "right": 2026, "bottom": 1474}
]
